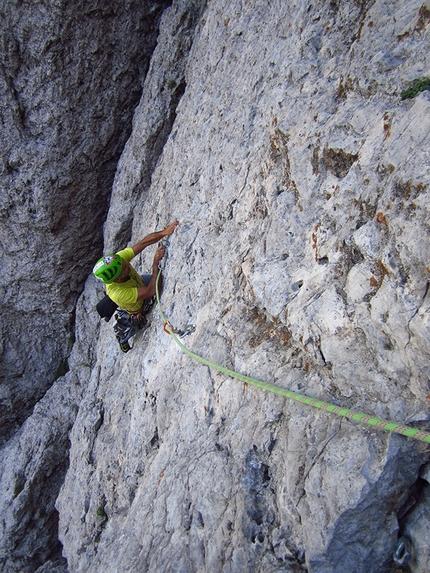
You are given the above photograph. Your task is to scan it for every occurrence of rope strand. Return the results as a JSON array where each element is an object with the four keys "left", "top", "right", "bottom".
[{"left": 156, "top": 268, "right": 430, "bottom": 444}]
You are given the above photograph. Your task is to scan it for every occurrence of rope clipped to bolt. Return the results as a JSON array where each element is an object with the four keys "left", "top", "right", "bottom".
[{"left": 155, "top": 257, "right": 430, "bottom": 444}]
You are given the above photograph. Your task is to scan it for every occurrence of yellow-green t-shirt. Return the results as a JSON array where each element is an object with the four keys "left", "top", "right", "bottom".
[{"left": 106, "top": 248, "right": 145, "bottom": 313}]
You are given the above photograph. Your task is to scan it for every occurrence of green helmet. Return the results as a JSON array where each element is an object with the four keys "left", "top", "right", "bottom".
[{"left": 93, "top": 254, "right": 123, "bottom": 284}]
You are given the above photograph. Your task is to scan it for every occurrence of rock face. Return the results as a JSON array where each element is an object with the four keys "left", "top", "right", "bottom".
[
  {"left": 1, "top": 0, "right": 430, "bottom": 572},
  {"left": 0, "top": 0, "right": 170, "bottom": 444},
  {"left": 0, "top": 0, "right": 170, "bottom": 570}
]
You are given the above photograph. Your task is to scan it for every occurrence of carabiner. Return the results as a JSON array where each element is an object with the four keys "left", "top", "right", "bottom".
[{"left": 180, "top": 324, "right": 196, "bottom": 338}]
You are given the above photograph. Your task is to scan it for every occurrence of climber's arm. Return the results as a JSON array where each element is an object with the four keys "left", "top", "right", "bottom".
[
  {"left": 136, "top": 246, "right": 165, "bottom": 300},
  {"left": 131, "top": 220, "right": 179, "bottom": 256}
]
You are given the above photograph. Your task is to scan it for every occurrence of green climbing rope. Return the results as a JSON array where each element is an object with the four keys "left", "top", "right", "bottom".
[{"left": 156, "top": 269, "right": 430, "bottom": 444}]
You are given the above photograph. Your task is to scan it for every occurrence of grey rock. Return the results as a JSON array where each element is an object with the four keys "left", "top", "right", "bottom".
[
  {"left": 403, "top": 484, "right": 430, "bottom": 573},
  {"left": 0, "top": 277, "right": 100, "bottom": 572},
  {"left": 2, "top": 0, "right": 430, "bottom": 572},
  {"left": 0, "top": 0, "right": 170, "bottom": 444},
  {"left": 58, "top": 0, "right": 430, "bottom": 571}
]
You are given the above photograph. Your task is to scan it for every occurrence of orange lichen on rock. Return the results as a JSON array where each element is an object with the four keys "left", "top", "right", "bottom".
[{"left": 376, "top": 212, "right": 388, "bottom": 225}]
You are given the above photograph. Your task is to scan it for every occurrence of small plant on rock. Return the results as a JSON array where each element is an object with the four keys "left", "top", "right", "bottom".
[
  {"left": 401, "top": 77, "right": 430, "bottom": 100},
  {"left": 97, "top": 506, "right": 107, "bottom": 519}
]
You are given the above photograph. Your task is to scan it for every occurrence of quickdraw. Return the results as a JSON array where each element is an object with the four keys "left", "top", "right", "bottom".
[
  {"left": 164, "top": 321, "right": 196, "bottom": 338},
  {"left": 155, "top": 238, "right": 430, "bottom": 444},
  {"left": 156, "top": 269, "right": 430, "bottom": 444}
]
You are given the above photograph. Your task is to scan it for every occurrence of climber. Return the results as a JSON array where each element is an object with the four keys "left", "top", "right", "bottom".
[{"left": 93, "top": 220, "right": 179, "bottom": 352}]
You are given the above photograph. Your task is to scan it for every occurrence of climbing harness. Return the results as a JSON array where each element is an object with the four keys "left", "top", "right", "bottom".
[
  {"left": 155, "top": 269, "right": 430, "bottom": 444},
  {"left": 113, "top": 309, "right": 147, "bottom": 345},
  {"left": 113, "top": 297, "right": 155, "bottom": 350}
]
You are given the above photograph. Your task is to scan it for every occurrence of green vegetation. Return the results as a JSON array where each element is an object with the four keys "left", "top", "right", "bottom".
[
  {"left": 167, "top": 79, "right": 177, "bottom": 90},
  {"left": 97, "top": 506, "right": 107, "bottom": 519},
  {"left": 401, "top": 77, "right": 430, "bottom": 100}
]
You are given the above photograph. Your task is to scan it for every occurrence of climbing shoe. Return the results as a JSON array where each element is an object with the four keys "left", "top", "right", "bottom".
[{"left": 119, "top": 341, "right": 131, "bottom": 353}]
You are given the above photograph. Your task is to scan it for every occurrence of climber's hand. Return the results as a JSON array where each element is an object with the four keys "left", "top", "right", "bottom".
[
  {"left": 164, "top": 220, "right": 179, "bottom": 236},
  {"left": 154, "top": 246, "right": 166, "bottom": 264}
]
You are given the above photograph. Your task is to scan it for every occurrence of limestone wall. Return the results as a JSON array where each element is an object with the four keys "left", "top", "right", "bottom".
[
  {"left": 0, "top": 0, "right": 170, "bottom": 443},
  {"left": 1, "top": 0, "right": 429, "bottom": 572}
]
